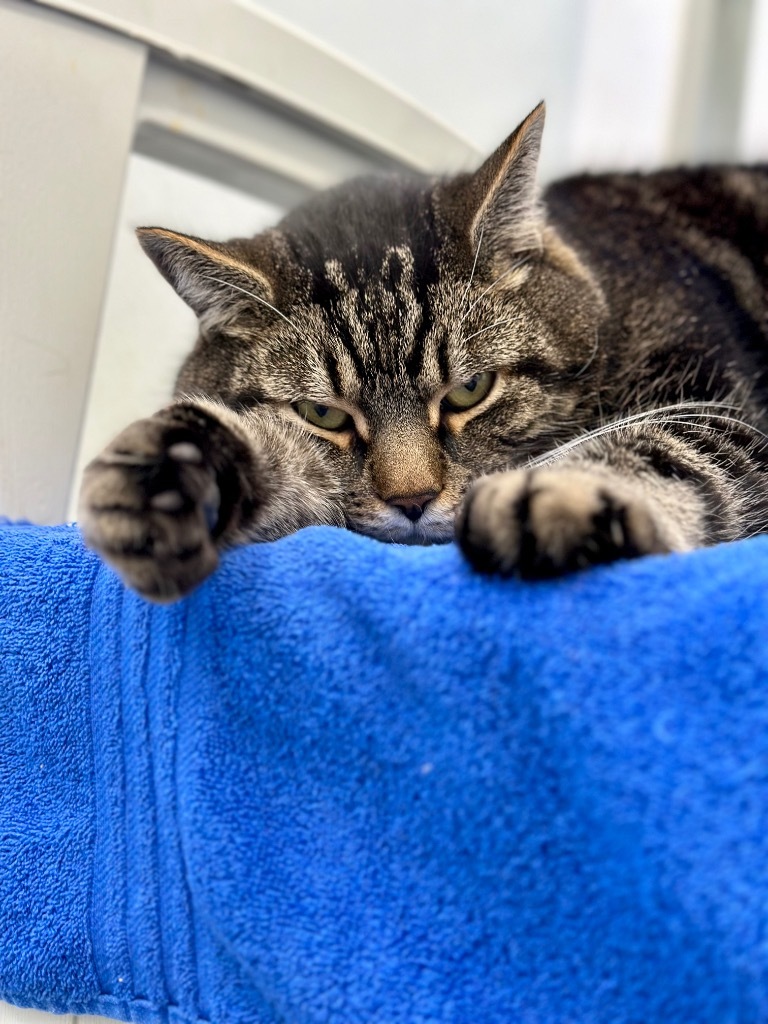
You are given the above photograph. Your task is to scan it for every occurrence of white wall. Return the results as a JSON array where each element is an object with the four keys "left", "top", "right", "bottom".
[
  {"left": 0, "top": 0, "right": 145, "bottom": 525},
  {"left": 239, "top": 0, "right": 591, "bottom": 180},
  {"left": 239, "top": 0, "right": 763, "bottom": 175},
  {"left": 741, "top": 0, "right": 768, "bottom": 161}
]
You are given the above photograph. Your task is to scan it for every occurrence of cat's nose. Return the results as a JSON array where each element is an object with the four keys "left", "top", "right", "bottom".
[{"left": 387, "top": 493, "right": 437, "bottom": 523}]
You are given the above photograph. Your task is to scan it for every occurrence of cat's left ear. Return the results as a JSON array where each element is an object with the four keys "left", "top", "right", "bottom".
[
  {"left": 459, "top": 102, "right": 546, "bottom": 263},
  {"left": 136, "top": 227, "right": 275, "bottom": 327}
]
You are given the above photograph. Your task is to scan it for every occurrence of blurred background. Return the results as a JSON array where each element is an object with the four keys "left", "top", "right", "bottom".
[{"left": 1, "top": 0, "right": 766, "bottom": 526}]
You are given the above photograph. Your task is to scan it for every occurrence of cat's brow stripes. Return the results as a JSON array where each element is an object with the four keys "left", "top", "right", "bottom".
[
  {"left": 331, "top": 314, "right": 367, "bottom": 385},
  {"left": 313, "top": 245, "right": 448, "bottom": 391},
  {"left": 324, "top": 349, "right": 343, "bottom": 395},
  {"left": 436, "top": 335, "right": 451, "bottom": 382},
  {"left": 404, "top": 329, "right": 429, "bottom": 379}
]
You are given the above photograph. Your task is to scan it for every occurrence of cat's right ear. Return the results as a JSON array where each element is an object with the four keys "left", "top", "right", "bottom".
[
  {"left": 447, "top": 102, "right": 546, "bottom": 266},
  {"left": 136, "top": 227, "right": 274, "bottom": 325}
]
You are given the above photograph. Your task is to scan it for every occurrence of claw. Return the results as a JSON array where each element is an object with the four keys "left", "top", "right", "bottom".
[
  {"left": 150, "top": 490, "right": 185, "bottom": 512},
  {"left": 168, "top": 442, "right": 204, "bottom": 464},
  {"left": 609, "top": 517, "right": 625, "bottom": 549}
]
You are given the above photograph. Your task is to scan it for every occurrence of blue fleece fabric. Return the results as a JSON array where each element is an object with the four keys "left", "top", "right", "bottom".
[{"left": 1, "top": 520, "right": 767, "bottom": 1024}]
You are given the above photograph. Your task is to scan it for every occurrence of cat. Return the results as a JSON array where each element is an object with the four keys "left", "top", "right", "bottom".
[{"left": 79, "top": 102, "right": 768, "bottom": 601}]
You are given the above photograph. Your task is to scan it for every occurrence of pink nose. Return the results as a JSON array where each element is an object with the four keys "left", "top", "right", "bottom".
[{"left": 387, "top": 493, "right": 437, "bottom": 523}]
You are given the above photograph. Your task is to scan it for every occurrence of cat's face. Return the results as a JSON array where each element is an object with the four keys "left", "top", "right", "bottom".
[{"left": 137, "top": 104, "right": 605, "bottom": 544}]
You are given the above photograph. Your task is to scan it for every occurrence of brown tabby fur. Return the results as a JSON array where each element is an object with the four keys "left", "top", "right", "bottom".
[{"left": 79, "top": 103, "right": 768, "bottom": 601}]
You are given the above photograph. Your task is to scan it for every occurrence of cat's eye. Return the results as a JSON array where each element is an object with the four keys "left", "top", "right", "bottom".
[
  {"left": 442, "top": 371, "right": 496, "bottom": 412},
  {"left": 294, "top": 400, "right": 352, "bottom": 431}
]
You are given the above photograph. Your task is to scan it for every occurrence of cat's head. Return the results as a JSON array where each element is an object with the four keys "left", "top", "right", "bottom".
[{"left": 137, "top": 103, "right": 605, "bottom": 544}]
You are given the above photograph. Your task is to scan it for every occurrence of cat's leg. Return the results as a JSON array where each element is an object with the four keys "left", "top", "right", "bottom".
[
  {"left": 79, "top": 399, "right": 343, "bottom": 600},
  {"left": 456, "top": 420, "right": 767, "bottom": 578}
]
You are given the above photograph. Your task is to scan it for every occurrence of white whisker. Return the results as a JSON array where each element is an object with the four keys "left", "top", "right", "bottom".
[
  {"left": 572, "top": 327, "right": 600, "bottom": 378},
  {"left": 202, "top": 274, "right": 297, "bottom": 329},
  {"left": 654, "top": 414, "right": 768, "bottom": 446},
  {"left": 740, "top": 527, "right": 768, "bottom": 542},
  {"left": 461, "top": 316, "right": 525, "bottom": 345},
  {"left": 460, "top": 222, "right": 484, "bottom": 312},
  {"left": 459, "top": 257, "right": 530, "bottom": 324},
  {"left": 528, "top": 402, "right": 768, "bottom": 468}
]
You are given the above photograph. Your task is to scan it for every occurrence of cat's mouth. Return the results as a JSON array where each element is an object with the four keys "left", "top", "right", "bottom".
[{"left": 349, "top": 510, "right": 456, "bottom": 546}]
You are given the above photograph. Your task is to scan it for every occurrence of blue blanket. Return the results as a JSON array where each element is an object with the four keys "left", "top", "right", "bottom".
[{"left": 1, "top": 520, "right": 767, "bottom": 1023}]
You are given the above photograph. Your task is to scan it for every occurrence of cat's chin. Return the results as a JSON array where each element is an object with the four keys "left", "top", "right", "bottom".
[{"left": 351, "top": 517, "right": 456, "bottom": 547}]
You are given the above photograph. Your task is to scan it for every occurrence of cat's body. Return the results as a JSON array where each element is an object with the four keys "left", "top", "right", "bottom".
[{"left": 79, "top": 104, "right": 768, "bottom": 600}]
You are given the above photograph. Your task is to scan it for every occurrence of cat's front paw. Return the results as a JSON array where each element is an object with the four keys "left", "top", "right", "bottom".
[
  {"left": 79, "top": 408, "right": 251, "bottom": 601},
  {"left": 456, "top": 467, "right": 669, "bottom": 579}
]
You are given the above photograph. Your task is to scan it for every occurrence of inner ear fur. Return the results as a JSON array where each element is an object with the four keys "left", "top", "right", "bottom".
[
  {"left": 440, "top": 102, "right": 547, "bottom": 272},
  {"left": 136, "top": 227, "right": 275, "bottom": 325}
]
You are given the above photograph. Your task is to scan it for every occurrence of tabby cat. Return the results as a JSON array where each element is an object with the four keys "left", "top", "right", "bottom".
[{"left": 79, "top": 103, "right": 768, "bottom": 601}]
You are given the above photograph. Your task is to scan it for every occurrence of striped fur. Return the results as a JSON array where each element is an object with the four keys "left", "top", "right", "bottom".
[{"left": 80, "top": 104, "right": 768, "bottom": 600}]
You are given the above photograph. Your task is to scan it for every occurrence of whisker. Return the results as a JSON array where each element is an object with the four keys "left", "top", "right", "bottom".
[
  {"left": 459, "top": 257, "right": 530, "bottom": 324},
  {"left": 740, "top": 526, "right": 768, "bottom": 542},
  {"left": 201, "top": 274, "right": 297, "bottom": 329},
  {"left": 528, "top": 402, "right": 767, "bottom": 467},
  {"left": 459, "top": 222, "right": 484, "bottom": 315},
  {"left": 653, "top": 414, "right": 768, "bottom": 445},
  {"left": 657, "top": 411, "right": 767, "bottom": 433},
  {"left": 572, "top": 327, "right": 600, "bottom": 379},
  {"left": 461, "top": 316, "right": 525, "bottom": 345}
]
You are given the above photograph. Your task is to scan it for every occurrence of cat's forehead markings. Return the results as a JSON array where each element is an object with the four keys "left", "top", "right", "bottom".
[
  {"left": 381, "top": 245, "right": 415, "bottom": 279},
  {"left": 323, "top": 259, "right": 348, "bottom": 292},
  {"left": 321, "top": 247, "right": 416, "bottom": 292}
]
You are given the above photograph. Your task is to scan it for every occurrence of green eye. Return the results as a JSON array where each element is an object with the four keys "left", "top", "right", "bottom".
[
  {"left": 294, "top": 400, "right": 352, "bottom": 431},
  {"left": 442, "top": 371, "right": 495, "bottom": 412}
]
